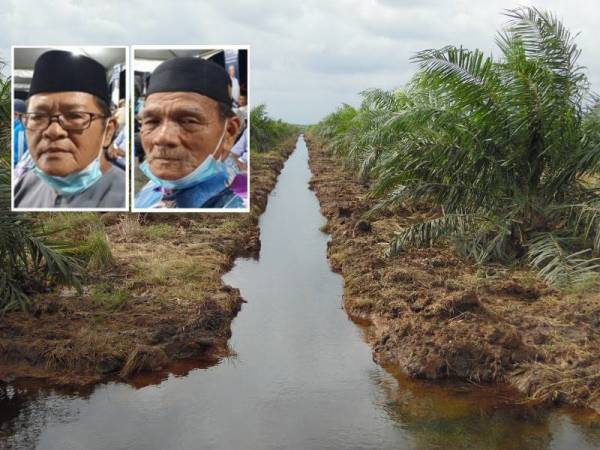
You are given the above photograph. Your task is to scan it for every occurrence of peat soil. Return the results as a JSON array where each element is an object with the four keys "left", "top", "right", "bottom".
[
  {"left": 306, "top": 135, "right": 600, "bottom": 415},
  {"left": 0, "top": 137, "right": 296, "bottom": 385}
]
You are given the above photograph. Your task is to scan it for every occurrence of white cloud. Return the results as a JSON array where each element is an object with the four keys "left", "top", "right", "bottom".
[{"left": 1, "top": 0, "right": 597, "bottom": 123}]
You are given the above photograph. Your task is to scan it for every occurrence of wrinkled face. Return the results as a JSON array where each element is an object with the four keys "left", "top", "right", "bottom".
[
  {"left": 228, "top": 65, "right": 235, "bottom": 78},
  {"left": 140, "top": 92, "right": 240, "bottom": 180},
  {"left": 26, "top": 92, "right": 114, "bottom": 177}
]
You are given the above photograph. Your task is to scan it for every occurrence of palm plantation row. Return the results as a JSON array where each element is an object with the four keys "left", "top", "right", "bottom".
[
  {"left": 250, "top": 104, "right": 301, "bottom": 153},
  {"left": 314, "top": 7, "right": 600, "bottom": 288}
]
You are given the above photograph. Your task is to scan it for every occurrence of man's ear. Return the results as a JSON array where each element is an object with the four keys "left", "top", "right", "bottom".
[
  {"left": 222, "top": 115, "right": 241, "bottom": 153},
  {"left": 102, "top": 117, "right": 118, "bottom": 149}
]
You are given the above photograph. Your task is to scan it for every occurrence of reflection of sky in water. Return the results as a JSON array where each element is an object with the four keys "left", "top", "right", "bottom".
[{"left": 1, "top": 137, "right": 599, "bottom": 450}]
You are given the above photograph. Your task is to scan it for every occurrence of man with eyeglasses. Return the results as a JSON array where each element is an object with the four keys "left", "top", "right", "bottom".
[
  {"left": 134, "top": 56, "right": 244, "bottom": 209},
  {"left": 14, "top": 50, "right": 125, "bottom": 209}
]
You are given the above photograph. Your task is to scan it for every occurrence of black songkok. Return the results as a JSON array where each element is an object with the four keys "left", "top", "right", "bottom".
[
  {"left": 28, "top": 50, "right": 110, "bottom": 104},
  {"left": 146, "top": 57, "right": 232, "bottom": 106}
]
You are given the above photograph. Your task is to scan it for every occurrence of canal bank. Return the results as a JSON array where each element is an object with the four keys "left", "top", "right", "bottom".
[
  {"left": 0, "top": 135, "right": 297, "bottom": 386},
  {"left": 305, "top": 133, "right": 600, "bottom": 416}
]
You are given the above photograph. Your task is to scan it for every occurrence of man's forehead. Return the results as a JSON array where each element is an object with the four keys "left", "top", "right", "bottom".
[
  {"left": 28, "top": 91, "right": 98, "bottom": 107},
  {"left": 144, "top": 91, "right": 218, "bottom": 111}
]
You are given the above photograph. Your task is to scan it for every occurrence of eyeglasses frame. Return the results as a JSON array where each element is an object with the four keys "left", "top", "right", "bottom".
[{"left": 21, "top": 111, "right": 109, "bottom": 131}]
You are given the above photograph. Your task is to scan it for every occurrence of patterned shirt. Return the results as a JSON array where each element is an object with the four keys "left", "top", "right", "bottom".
[{"left": 135, "top": 170, "right": 245, "bottom": 209}]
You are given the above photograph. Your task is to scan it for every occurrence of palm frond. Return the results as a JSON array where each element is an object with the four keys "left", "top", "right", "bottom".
[
  {"left": 387, "top": 212, "right": 480, "bottom": 256},
  {"left": 527, "top": 232, "right": 600, "bottom": 287},
  {"left": 0, "top": 76, "right": 82, "bottom": 311}
]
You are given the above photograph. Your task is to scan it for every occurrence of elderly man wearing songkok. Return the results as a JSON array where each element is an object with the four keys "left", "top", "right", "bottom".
[{"left": 135, "top": 57, "right": 243, "bottom": 209}]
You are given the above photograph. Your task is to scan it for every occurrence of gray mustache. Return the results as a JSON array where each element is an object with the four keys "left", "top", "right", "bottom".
[{"left": 147, "top": 148, "right": 188, "bottom": 161}]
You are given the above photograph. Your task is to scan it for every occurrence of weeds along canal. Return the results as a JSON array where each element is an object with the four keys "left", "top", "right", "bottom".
[{"left": 1, "top": 136, "right": 599, "bottom": 450}]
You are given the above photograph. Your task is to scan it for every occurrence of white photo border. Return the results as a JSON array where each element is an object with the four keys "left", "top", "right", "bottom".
[
  {"left": 131, "top": 44, "right": 251, "bottom": 214},
  {"left": 10, "top": 45, "right": 130, "bottom": 213}
]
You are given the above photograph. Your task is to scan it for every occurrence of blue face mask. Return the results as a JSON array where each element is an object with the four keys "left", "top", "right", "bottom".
[
  {"left": 33, "top": 157, "right": 103, "bottom": 196},
  {"left": 140, "top": 121, "right": 229, "bottom": 190}
]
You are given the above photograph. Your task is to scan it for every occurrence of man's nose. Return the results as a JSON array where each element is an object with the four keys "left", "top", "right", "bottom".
[
  {"left": 151, "top": 120, "right": 179, "bottom": 147},
  {"left": 41, "top": 119, "right": 69, "bottom": 140}
]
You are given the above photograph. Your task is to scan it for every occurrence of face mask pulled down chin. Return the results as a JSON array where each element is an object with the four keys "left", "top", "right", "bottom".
[
  {"left": 33, "top": 156, "right": 103, "bottom": 196},
  {"left": 140, "top": 122, "right": 229, "bottom": 191}
]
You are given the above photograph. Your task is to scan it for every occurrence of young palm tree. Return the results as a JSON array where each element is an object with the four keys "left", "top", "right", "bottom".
[
  {"left": 0, "top": 74, "right": 81, "bottom": 311},
  {"left": 250, "top": 104, "right": 299, "bottom": 152},
  {"left": 317, "top": 7, "right": 600, "bottom": 287}
]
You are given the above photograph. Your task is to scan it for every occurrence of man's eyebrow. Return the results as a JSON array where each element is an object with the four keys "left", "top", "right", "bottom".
[
  {"left": 59, "top": 102, "right": 90, "bottom": 110},
  {"left": 171, "top": 106, "right": 208, "bottom": 116},
  {"left": 140, "top": 106, "right": 161, "bottom": 116},
  {"left": 28, "top": 102, "right": 89, "bottom": 111},
  {"left": 142, "top": 105, "right": 208, "bottom": 117},
  {"left": 26, "top": 102, "right": 51, "bottom": 111}
]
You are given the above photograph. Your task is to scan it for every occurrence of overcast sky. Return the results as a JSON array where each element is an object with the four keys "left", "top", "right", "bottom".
[{"left": 1, "top": 0, "right": 598, "bottom": 124}]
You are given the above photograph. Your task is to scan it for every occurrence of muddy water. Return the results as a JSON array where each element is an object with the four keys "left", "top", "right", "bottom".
[{"left": 1, "top": 136, "right": 600, "bottom": 449}]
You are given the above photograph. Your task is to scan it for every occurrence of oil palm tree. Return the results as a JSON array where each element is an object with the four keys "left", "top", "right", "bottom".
[
  {"left": 0, "top": 73, "right": 80, "bottom": 311},
  {"left": 317, "top": 7, "right": 600, "bottom": 287},
  {"left": 250, "top": 104, "right": 299, "bottom": 152}
]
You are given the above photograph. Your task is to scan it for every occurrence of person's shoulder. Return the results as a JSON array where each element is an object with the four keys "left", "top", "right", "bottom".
[
  {"left": 102, "top": 164, "right": 125, "bottom": 183},
  {"left": 106, "top": 164, "right": 126, "bottom": 174},
  {"left": 14, "top": 169, "right": 52, "bottom": 208},
  {"left": 15, "top": 167, "right": 39, "bottom": 192}
]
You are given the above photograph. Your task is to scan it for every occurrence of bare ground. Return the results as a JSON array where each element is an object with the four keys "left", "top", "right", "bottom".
[
  {"left": 0, "top": 136, "right": 297, "bottom": 385},
  {"left": 306, "top": 135, "right": 600, "bottom": 415}
]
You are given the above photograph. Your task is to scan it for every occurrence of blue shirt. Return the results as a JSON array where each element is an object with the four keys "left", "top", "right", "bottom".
[
  {"left": 135, "top": 171, "right": 244, "bottom": 209},
  {"left": 13, "top": 119, "right": 28, "bottom": 167}
]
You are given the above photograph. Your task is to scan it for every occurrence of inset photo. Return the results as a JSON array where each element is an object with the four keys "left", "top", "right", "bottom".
[
  {"left": 11, "top": 46, "right": 128, "bottom": 211},
  {"left": 132, "top": 46, "right": 249, "bottom": 211}
]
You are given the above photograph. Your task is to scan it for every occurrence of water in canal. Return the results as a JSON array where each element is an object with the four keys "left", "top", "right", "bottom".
[{"left": 1, "top": 136, "right": 599, "bottom": 449}]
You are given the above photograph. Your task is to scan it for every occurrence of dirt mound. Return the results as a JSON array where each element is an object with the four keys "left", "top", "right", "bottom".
[
  {"left": 306, "top": 134, "right": 600, "bottom": 415},
  {"left": 430, "top": 290, "right": 483, "bottom": 318}
]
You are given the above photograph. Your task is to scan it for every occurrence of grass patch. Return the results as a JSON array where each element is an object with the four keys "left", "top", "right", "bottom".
[
  {"left": 133, "top": 258, "right": 171, "bottom": 285},
  {"left": 218, "top": 220, "right": 242, "bottom": 234},
  {"left": 44, "top": 326, "right": 127, "bottom": 371},
  {"left": 352, "top": 297, "right": 375, "bottom": 310},
  {"left": 143, "top": 223, "right": 174, "bottom": 239},
  {"left": 168, "top": 284, "right": 211, "bottom": 301},
  {"left": 44, "top": 341, "right": 79, "bottom": 370},
  {"left": 91, "top": 282, "right": 128, "bottom": 311},
  {"left": 117, "top": 216, "right": 176, "bottom": 241},
  {"left": 120, "top": 345, "right": 168, "bottom": 377},
  {"left": 42, "top": 212, "right": 103, "bottom": 239},
  {"left": 133, "top": 254, "right": 223, "bottom": 286},
  {"left": 129, "top": 250, "right": 227, "bottom": 302},
  {"left": 170, "top": 256, "right": 223, "bottom": 279},
  {"left": 78, "top": 230, "right": 114, "bottom": 271},
  {"left": 39, "top": 212, "right": 114, "bottom": 272}
]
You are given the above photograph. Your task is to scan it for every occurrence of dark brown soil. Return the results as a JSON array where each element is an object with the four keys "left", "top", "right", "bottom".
[
  {"left": 306, "top": 135, "right": 600, "bottom": 415},
  {"left": 0, "top": 137, "right": 297, "bottom": 385}
]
